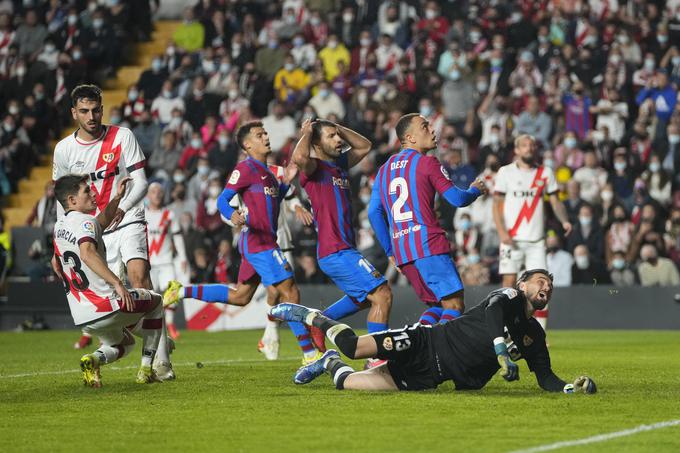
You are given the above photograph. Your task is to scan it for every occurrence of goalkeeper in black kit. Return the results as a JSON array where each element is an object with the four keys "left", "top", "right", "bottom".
[{"left": 270, "top": 269, "right": 596, "bottom": 394}]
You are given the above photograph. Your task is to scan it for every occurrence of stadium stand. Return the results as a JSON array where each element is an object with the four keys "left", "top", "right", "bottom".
[{"left": 2, "top": 0, "right": 680, "bottom": 299}]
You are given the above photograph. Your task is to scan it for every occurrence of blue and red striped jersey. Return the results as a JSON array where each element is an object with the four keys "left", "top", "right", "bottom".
[
  {"left": 299, "top": 152, "right": 356, "bottom": 259},
  {"left": 372, "top": 148, "right": 454, "bottom": 265},
  {"left": 224, "top": 157, "right": 282, "bottom": 253}
]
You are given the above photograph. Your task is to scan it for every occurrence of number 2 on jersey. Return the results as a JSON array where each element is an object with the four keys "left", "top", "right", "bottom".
[{"left": 389, "top": 177, "right": 413, "bottom": 222}]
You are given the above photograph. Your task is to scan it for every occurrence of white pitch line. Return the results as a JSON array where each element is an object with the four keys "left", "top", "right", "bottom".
[
  {"left": 0, "top": 357, "right": 298, "bottom": 380},
  {"left": 509, "top": 419, "right": 680, "bottom": 453}
]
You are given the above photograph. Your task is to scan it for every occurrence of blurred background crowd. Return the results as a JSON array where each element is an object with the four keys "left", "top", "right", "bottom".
[{"left": 1, "top": 0, "right": 680, "bottom": 289}]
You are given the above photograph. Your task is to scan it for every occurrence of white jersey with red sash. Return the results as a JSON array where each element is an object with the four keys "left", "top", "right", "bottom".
[
  {"left": 52, "top": 125, "right": 147, "bottom": 229},
  {"left": 494, "top": 162, "right": 557, "bottom": 242},
  {"left": 145, "top": 207, "right": 179, "bottom": 266}
]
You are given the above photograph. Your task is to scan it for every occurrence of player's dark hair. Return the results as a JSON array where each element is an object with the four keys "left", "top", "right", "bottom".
[
  {"left": 236, "top": 121, "right": 264, "bottom": 150},
  {"left": 395, "top": 113, "right": 420, "bottom": 144},
  {"left": 311, "top": 119, "right": 336, "bottom": 145},
  {"left": 54, "top": 174, "right": 89, "bottom": 209},
  {"left": 71, "top": 84, "right": 102, "bottom": 107},
  {"left": 515, "top": 269, "right": 554, "bottom": 289}
]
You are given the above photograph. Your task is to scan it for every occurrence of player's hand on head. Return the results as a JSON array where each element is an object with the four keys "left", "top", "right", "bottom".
[
  {"left": 294, "top": 206, "right": 314, "bottom": 226},
  {"left": 231, "top": 210, "right": 246, "bottom": 226},
  {"left": 301, "top": 118, "right": 313, "bottom": 135},
  {"left": 115, "top": 176, "right": 132, "bottom": 199}
]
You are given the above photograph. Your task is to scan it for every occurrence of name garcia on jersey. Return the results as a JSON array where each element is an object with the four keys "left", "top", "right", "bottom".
[{"left": 54, "top": 228, "right": 78, "bottom": 245}]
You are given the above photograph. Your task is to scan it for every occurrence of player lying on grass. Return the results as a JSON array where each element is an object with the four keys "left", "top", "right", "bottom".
[
  {"left": 271, "top": 269, "right": 597, "bottom": 393},
  {"left": 52, "top": 174, "right": 169, "bottom": 387}
]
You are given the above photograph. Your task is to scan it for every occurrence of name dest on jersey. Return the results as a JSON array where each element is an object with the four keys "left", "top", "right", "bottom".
[
  {"left": 390, "top": 160, "right": 408, "bottom": 171},
  {"left": 392, "top": 224, "right": 422, "bottom": 239},
  {"left": 55, "top": 228, "right": 77, "bottom": 245},
  {"left": 89, "top": 166, "right": 120, "bottom": 181}
]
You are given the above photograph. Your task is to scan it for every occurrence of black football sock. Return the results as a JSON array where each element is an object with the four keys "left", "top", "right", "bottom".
[
  {"left": 325, "top": 356, "right": 354, "bottom": 390},
  {"left": 310, "top": 314, "right": 358, "bottom": 359}
]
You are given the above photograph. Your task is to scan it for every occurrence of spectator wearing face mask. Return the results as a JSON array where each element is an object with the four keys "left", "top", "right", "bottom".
[
  {"left": 196, "top": 178, "right": 228, "bottom": 239},
  {"left": 137, "top": 56, "right": 167, "bottom": 101},
  {"left": 186, "top": 156, "right": 212, "bottom": 202},
  {"left": 178, "top": 132, "right": 206, "bottom": 173},
  {"left": 132, "top": 110, "right": 161, "bottom": 158},
  {"left": 608, "top": 148, "right": 635, "bottom": 209},
  {"left": 168, "top": 183, "right": 197, "bottom": 222},
  {"left": 15, "top": 9, "right": 47, "bottom": 60},
  {"left": 608, "top": 251, "right": 637, "bottom": 287},
  {"left": 454, "top": 213, "right": 479, "bottom": 257},
  {"left": 546, "top": 234, "right": 573, "bottom": 287},
  {"left": 173, "top": 8, "right": 205, "bottom": 53},
  {"left": 318, "top": 34, "right": 350, "bottom": 82},
  {"left": 207, "top": 131, "right": 238, "bottom": 179},
  {"left": 308, "top": 81, "right": 345, "bottom": 119},
  {"left": 459, "top": 247, "right": 490, "bottom": 286},
  {"left": 274, "top": 55, "right": 311, "bottom": 105},
  {"left": 554, "top": 131, "right": 585, "bottom": 171},
  {"left": 572, "top": 244, "right": 611, "bottom": 285},
  {"left": 637, "top": 244, "right": 680, "bottom": 286},
  {"left": 515, "top": 95, "right": 552, "bottom": 149},
  {"left": 641, "top": 154, "right": 672, "bottom": 207},
  {"left": 567, "top": 204, "right": 605, "bottom": 260},
  {"left": 660, "top": 123, "right": 680, "bottom": 185},
  {"left": 151, "top": 81, "right": 185, "bottom": 126},
  {"left": 149, "top": 130, "right": 182, "bottom": 179},
  {"left": 572, "top": 150, "right": 608, "bottom": 205},
  {"left": 635, "top": 70, "right": 677, "bottom": 143},
  {"left": 664, "top": 208, "right": 680, "bottom": 267}
]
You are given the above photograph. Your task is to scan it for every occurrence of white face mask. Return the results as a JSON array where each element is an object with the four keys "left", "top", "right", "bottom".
[
  {"left": 575, "top": 255, "right": 589, "bottom": 270},
  {"left": 669, "top": 134, "right": 680, "bottom": 145},
  {"left": 191, "top": 139, "right": 202, "bottom": 149},
  {"left": 425, "top": 9, "right": 437, "bottom": 20},
  {"left": 208, "top": 186, "right": 221, "bottom": 198},
  {"left": 601, "top": 190, "right": 614, "bottom": 202},
  {"left": 327, "top": 40, "right": 338, "bottom": 49},
  {"left": 614, "top": 161, "right": 626, "bottom": 171},
  {"left": 649, "top": 162, "right": 660, "bottom": 173},
  {"left": 360, "top": 38, "right": 371, "bottom": 47},
  {"left": 173, "top": 173, "right": 185, "bottom": 183},
  {"left": 8, "top": 105, "right": 19, "bottom": 115},
  {"left": 197, "top": 166, "right": 209, "bottom": 176},
  {"left": 68, "top": 15, "right": 78, "bottom": 26}
]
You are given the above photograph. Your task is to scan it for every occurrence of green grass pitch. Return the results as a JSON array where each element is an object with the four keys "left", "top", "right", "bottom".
[{"left": 1, "top": 329, "right": 679, "bottom": 452}]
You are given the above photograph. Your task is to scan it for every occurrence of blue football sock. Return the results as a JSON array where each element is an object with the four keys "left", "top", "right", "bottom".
[
  {"left": 439, "top": 309, "right": 461, "bottom": 324},
  {"left": 367, "top": 322, "right": 388, "bottom": 333},
  {"left": 288, "top": 321, "right": 316, "bottom": 356},
  {"left": 183, "top": 284, "right": 230, "bottom": 303},
  {"left": 322, "top": 295, "right": 361, "bottom": 320},
  {"left": 419, "top": 306, "right": 443, "bottom": 325}
]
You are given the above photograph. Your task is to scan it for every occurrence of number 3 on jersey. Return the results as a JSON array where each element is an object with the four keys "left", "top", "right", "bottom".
[
  {"left": 389, "top": 177, "right": 413, "bottom": 222},
  {"left": 60, "top": 251, "right": 90, "bottom": 293}
]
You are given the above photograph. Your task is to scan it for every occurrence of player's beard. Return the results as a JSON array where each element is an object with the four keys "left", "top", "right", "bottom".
[
  {"left": 528, "top": 290, "right": 548, "bottom": 311},
  {"left": 520, "top": 155, "right": 535, "bottom": 165}
]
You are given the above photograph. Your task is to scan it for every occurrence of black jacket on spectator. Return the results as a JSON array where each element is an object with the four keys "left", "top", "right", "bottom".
[
  {"left": 138, "top": 68, "right": 168, "bottom": 101},
  {"left": 567, "top": 223, "right": 605, "bottom": 260},
  {"left": 572, "top": 260, "right": 611, "bottom": 285},
  {"left": 207, "top": 142, "right": 238, "bottom": 179}
]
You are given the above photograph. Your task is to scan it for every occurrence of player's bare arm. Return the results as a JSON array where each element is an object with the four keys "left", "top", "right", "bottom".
[
  {"left": 78, "top": 241, "right": 134, "bottom": 311},
  {"left": 96, "top": 177, "right": 131, "bottom": 230},
  {"left": 292, "top": 119, "right": 318, "bottom": 175},
  {"left": 548, "top": 194, "right": 573, "bottom": 236},
  {"left": 492, "top": 193, "right": 513, "bottom": 245},
  {"left": 336, "top": 123, "right": 372, "bottom": 168}
]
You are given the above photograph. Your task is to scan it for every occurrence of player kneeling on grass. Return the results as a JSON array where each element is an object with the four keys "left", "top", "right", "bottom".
[
  {"left": 52, "top": 175, "right": 171, "bottom": 387},
  {"left": 270, "top": 269, "right": 596, "bottom": 393}
]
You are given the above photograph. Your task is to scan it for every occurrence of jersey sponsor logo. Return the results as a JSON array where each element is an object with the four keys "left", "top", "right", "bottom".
[
  {"left": 55, "top": 228, "right": 77, "bottom": 245},
  {"left": 382, "top": 337, "right": 394, "bottom": 350},
  {"left": 511, "top": 189, "right": 541, "bottom": 198},
  {"left": 228, "top": 170, "right": 240, "bottom": 185},
  {"left": 331, "top": 176, "right": 350, "bottom": 188},
  {"left": 390, "top": 160, "right": 408, "bottom": 171},
  {"left": 89, "top": 166, "right": 120, "bottom": 182},
  {"left": 392, "top": 224, "right": 422, "bottom": 239},
  {"left": 263, "top": 186, "right": 279, "bottom": 196},
  {"left": 440, "top": 165, "right": 451, "bottom": 180},
  {"left": 81, "top": 221, "right": 95, "bottom": 234}
]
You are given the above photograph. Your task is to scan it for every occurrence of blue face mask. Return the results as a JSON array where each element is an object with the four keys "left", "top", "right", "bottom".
[
  {"left": 612, "top": 258, "right": 625, "bottom": 270},
  {"left": 450, "top": 69, "right": 461, "bottom": 81},
  {"left": 564, "top": 137, "right": 577, "bottom": 149},
  {"left": 467, "top": 254, "right": 480, "bottom": 264},
  {"left": 460, "top": 219, "right": 471, "bottom": 230},
  {"left": 419, "top": 105, "right": 433, "bottom": 117}
]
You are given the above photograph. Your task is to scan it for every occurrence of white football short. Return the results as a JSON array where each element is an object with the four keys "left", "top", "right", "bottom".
[
  {"left": 499, "top": 239, "right": 547, "bottom": 275},
  {"left": 150, "top": 263, "right": 176, "bottom": 292},
  {"left": 82, "top": 289, "right": 159, "bottom": 345},
  {"left": 103, "top": 221, "right": 149, "bottom": 272}
]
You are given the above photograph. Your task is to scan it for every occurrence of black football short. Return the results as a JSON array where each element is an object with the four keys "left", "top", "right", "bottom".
[{"left": 372, "top": 323, "right": 438, "bottom": 391}]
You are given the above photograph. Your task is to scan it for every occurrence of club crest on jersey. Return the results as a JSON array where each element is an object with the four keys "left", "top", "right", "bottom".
[
  {"left": 523, "top": 335, "right": 533, "bottom": 347},
  {"left": 228, "top": 170, "right": 240, "bottom": 185},
  {"left": 535, "top": 180, "right": 544, "bottom": 187},
  {"left": 382, "top": 337, "right": 393, "bottom": 351},
  {"left": 102, "top": 152, "right": 114, "bottom": 163}
]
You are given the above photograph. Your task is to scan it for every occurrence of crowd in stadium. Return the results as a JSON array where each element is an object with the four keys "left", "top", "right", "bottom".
[{"left": 2, "top": 0, "right": 680, "bottom": 288}]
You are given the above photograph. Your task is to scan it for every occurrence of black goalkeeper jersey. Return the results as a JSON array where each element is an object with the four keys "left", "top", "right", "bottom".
[{"left": 428, "top": 288, "right": 567, "bottom": 391}]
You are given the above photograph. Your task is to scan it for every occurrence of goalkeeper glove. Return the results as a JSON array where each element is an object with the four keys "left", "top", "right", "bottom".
[
  {"left": 494, "top": 342, "right": 519, "bottom": 382},
  {"left": 563, "top": 376, "right": 597, "bottom": 394}
]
